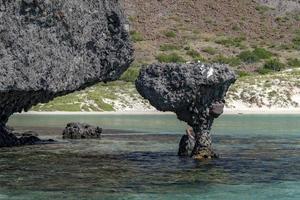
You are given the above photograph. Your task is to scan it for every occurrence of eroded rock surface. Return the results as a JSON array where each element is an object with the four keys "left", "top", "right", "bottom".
[
  {"left": 0, "top": 0, "right": 133, "bottom": 146},
  {"left": 63, "top": 122, "right": 102, "bottom": 139},
  {"left": 136, "top": 63, "right": 236, "bottom": 159}
]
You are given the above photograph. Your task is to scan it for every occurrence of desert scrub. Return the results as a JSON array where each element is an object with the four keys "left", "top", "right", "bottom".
[
  {"left": 202, "top": 47, "right": 217, "bottom": 55},
  {"left": 264, "top": 59, "right": 284, "bottom": 71},
  {"left": 130, "top": 30, "right": 143, "bottom": 42},
  {"left": 212, "top": 55, "right": 241, "bottom": 66},
  {"left": 215, "top": 36, "right": 246, "bottom": 48},
  {"left": 156, "top": 53, "right": 186, "bottom": 63},
  {"left": 186, "top": 49, "right": 206, "bottom": 62},
  {"left": 164, "top": 30, "right": 177, "bottom": 38},
  {"left": 160, "top": 44, "right": 181, "bottom": 51}
]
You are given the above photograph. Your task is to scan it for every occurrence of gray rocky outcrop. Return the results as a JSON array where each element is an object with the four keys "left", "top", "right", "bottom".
[
  {"left": 136, "top": 62, "right": 236, "bottom": 159},
  {"left": 62, "top": 122, "right": 102, "bottom": 139},
  {"left": 0, "top": 0, "right": 133, "bottom": 146}
]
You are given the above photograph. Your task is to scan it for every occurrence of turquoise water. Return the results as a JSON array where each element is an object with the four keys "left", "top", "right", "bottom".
[{"left": 0, "top": 114, "right": 299, "bottom": 199}]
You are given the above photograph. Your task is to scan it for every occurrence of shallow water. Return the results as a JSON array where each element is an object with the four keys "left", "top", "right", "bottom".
[{"left": 0, "top": 114, "right": 299, "bottom": 200}]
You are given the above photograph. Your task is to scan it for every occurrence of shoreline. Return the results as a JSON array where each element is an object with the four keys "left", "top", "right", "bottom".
[{"left": 15, "top": 108, "right": 300, "bottom": 115}]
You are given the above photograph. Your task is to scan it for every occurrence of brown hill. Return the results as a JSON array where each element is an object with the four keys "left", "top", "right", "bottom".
[{"left": 120, "top": 0, "right": 300, "bottom": 71}]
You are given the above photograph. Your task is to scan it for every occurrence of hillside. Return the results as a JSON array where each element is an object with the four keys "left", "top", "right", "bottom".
[{"left": 32, "top": 0, "right": 300, "bottom": 112}]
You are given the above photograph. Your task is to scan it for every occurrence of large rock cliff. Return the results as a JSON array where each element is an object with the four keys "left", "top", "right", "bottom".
[
  {"left": 0, "top": 0, "right": 133, "bottom": 146},
  {"left": 136, "top": 63, "right": 236, "bottom": 159}
]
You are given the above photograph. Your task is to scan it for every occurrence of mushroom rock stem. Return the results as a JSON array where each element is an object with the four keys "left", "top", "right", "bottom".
[{"left": 136, "top": 63, "right": 236, "bottom": 160}]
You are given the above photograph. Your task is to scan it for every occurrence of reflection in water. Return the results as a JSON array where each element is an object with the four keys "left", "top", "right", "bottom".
[{"left": 0, "top": 114, "right": 299, "bottom": 199}]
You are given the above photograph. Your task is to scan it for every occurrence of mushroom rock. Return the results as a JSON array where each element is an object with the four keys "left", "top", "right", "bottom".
[
  {"left": 135, "top": 63, "right": 236, "bottom": 159},
  {"left": 0, "top": 0, "right": 133, "bottom": 146}
]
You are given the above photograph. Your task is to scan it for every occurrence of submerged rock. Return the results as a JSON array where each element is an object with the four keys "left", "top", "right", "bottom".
[
  {"left": 63, "top": 122, "right": 102, "bottom": 139},
  {"left": 136, "top": 63, "right": 236, "bottom": 159},
  {"left": 0, "top": 125, "right": 54, "bottom": 147},
  {"left": 0, "top": 0, "right": 133, "bottom": 146}
]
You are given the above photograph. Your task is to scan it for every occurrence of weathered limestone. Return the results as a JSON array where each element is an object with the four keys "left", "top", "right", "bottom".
[
  {"left": 0, "top": 0, "right": 133, "bottom": 146},
  {"left": 136, "top": 63, "right": 236, "bottom": 159}
]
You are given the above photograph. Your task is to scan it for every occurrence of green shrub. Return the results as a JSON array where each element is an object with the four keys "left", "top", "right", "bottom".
[
  {"left": 287, "top": 58, "right": 300, "bottom": 68},
  {"left": 238, "top": 50, "right": 260, "bottom": 63},
  {"left": 202, "top": 47, "right": 217, "bottom": 55},
  {"left": 156, "top": 53, "right": 186, "bottom": 63},
  {"left": 164, "top": 31, "right": 177, "bottom": 38},
  {"left": 160, "top": 44, "right": 181, "bottom": 51},
  {"left": 264, "top": 59, "right": 284, "bottom": 71},
  {"left": 213, "top": 55, "right": 241, "bottom": 66},
  {"left": 253, "top": 48, "right": 273, "bottom": 59},
  {"left": 238, "top": 48, "right": 272, "bottom": 63},
  {"left": 130, "top": 31, "right": 143, "bottom": 42}
]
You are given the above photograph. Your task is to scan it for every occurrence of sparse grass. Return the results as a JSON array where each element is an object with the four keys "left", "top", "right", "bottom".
[
  {"left": 156, "top": 53, "right": 186, "bottom": 63},
  {"left": 202, "top": 47, "right": 217, "bottom": 55},
  {"left": 257, "top": 67, "right": 273, "bottom": 75},
  {"left": 159, "top": 44, "right": 181, "bottom": 51},
  {"left": 130, "top": 30, "right": 143, "bottom": 42},
  {"left": 237, "top": 71, "right": 251, "bottom": 77},
  {"left": 215, "top": 36, "right": 246, "bottom": 48},
  {"left": 212, "top": 55, "right": 241, "bottom": 66},
  {"left": 120, "top": 65, "right": 141, "bottom": 82},
  {"left": 164, "top": 30, "right": 177, "bottom": 38},
  {"left": 186, "top": 49, "right": 206, "bottom": 62}
]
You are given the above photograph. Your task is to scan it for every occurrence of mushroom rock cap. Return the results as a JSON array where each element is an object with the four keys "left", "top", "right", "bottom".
[{"left": 135, "top": 63, "right": 236, "bottom": 127}]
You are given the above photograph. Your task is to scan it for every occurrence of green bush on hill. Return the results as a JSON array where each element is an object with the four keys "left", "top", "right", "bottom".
[
  {"left": 264, "top": 59, "right": 284, "bottom": 71},
  {"left": 238, "top": 50, "right": 260, "bottom": 63},
  {"left": 238, "top": 48, "right": 272, "bottom": 63}
]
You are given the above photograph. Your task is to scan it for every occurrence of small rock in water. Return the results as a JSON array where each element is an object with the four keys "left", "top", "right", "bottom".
[{"left": 62, "top": 123, "right": 102, "bottom": 139}]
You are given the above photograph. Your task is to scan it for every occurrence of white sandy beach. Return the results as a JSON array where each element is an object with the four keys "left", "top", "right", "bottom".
[{"left": 17, "top": 107, "right": 300, "bottom": 115}]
